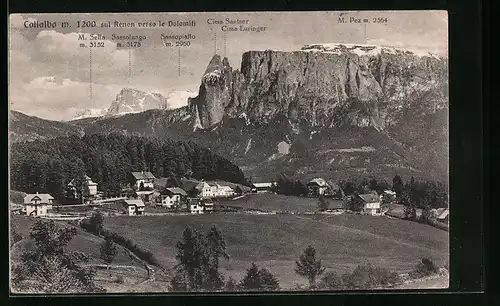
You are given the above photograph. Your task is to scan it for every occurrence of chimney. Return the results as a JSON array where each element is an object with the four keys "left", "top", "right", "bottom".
[{"left": 36, "top": 192, "right": 39, "bottom": 194}]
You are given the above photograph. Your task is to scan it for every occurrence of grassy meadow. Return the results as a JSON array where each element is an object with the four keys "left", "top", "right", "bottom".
[
  {"left": 217, "top": 193, "right": 344, "bottom": 213},
  {"left": 103, "top": 213, "right": 448, "bottom": 289}
]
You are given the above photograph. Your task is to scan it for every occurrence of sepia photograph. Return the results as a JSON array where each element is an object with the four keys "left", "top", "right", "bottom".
[{"left": 8, "top": 11, "right": 449, "bottom": 294}]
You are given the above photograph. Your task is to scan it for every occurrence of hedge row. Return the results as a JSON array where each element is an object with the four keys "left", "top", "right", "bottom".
[{"left": 79, "top": 219, "right": 160, "bottom": 267}]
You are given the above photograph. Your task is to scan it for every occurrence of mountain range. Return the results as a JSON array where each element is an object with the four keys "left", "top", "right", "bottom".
[{"left": 9, "top": 43, "right": 449, "bottom": 183}]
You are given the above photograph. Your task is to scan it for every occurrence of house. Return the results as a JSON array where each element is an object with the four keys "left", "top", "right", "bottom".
[
  {"left": 307, "top": 178, "right": 330, "bottom": 196},
  {"left": 351, "top": 193, "right": 382, "bottom": 216},
  {"left": 192, "top": 180, "right": 234, "bottom": 199},
  {"left": 205, "top": 181, "right": 235, "bottom": 198},
  {"left": 160, "top": 187, "right": 188, "bottom": 208},
  {"left": 123, "top": 199, "right": 145, "bottom": 216},
  {"left": 436, "top": 208, "right": 449, "bottom": 223},
  {"left": 66, "top": 175, "right": 99, "bottom": 203},
  {"left": 23, "top": 192, "right": 54, "bottom": 217},
  {"left": 202, "top": 198, "right": 214, "bottom": 212},
  {"left": 130, "top": 171, "right": 156, "bottom": 190},
  {"left": 252, "top": 182, "right": 276, "bottom": 193},
  {"left": 188, "top": 198, "right": 204, "bottom": 214}
]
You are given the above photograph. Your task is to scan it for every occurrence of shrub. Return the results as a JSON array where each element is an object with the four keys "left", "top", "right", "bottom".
[
  {"left": 239, "top": 263, "right": 280, "bottom": 291},
  {"left": 10, "top": 227, "right": 23, "bottom": 245},
  {"left": 114, "top": 275, "right": 124, "bottom": 284},
  {"left": 410, "top": 258, "right": 439, "bottom": 278},
  {"left": 342, "top": 264, "right": 400, "bottom": 289},
  {"left": 317, "top": 271, "right": 342, "bottom": 290},
  {"left": 224, "top": 276, "right": 238, "bottom": 292}
]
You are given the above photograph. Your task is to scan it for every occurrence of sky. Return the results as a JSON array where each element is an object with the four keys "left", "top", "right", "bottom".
[{"left": 9, "top": 11, "right": 448, "bottom": 121}]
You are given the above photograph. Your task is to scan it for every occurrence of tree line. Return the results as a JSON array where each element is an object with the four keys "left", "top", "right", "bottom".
[{"left": 10, "top": 134, "right": 248, "bottom": 200}]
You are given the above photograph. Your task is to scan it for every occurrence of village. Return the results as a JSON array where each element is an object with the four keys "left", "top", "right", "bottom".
[{"left": 12, "top": 171, "right": 449, "bottom": 225}]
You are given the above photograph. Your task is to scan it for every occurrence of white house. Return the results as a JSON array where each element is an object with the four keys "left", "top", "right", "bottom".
[
  {"left": 357, "top": 193, "right": 382, "bottom": 216},
  {"left": 436, "top": 208, "right": 449, "bottom": 223},
  {"left": 203, "top": 199, "right": 214, "bottom": 212},
  {"left": 23, "top": 192, "right": 54, "bottom": 217},
  {"left": 66, "top": 175, "right": 98, "bottom": 202},
  {"left": 211, "top": 182, "right": 235, "bottom": 198},
  {"left": 190, "top": 202, "right": 204, "bottom": 214},
  {"left": 123, "top": 199, "right": 145, "bottom": 216},
  {"left": 160, "top": 187, "right": 188, "bottom": 208},
  {"left": 131, "top": 171, "right": 156, "bottom": 190},
  {"left": 194, "top": 181, "right": 234, "bottom": 199},
  {"left": 307, "top": 178, "right": 330, "bottom": 196}
]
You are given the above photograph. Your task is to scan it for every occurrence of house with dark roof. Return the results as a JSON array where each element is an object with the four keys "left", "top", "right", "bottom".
[
  {"left": 130, "top": 171, "right": 156, "bottom": 190},
  {"left": 122, "top": 199, "right": 145, "bottom": 216},
  {"left": 160, "top": 187, "right": 188, "bottom": 208},
  {"left": 23, "top": 192, "right": 54, "bottom": 217},
  {"left": 252, "top": 182, "right": 276, "bottom": 193},
  {"left": 65, "top": 175, "right": 99, "bottom": 203},
  {"left": 307, "top": 178, "right": 330, "bottom": 196},
  {"left": 350, "top": 193, "right": 382, "bottom": 216}
]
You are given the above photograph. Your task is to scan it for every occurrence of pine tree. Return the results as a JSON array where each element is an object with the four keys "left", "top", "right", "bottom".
[
  {"left": 11, "top": 220, "right": 102, "bottom": 293},
  {"left": 295, "top": 245, "right": 326, "bottom": 288},
  {"left": 88, "top": 211, "right": 104, "bottom": 236},
  {"left": 239, "top": 263, "right": 280, "bottom": 291},
  {"left": 392, "top": 175, "right": 404, "bottom": 198},
  {"left": 318, "top": 195, "right": 329, "bottom": 211},
  {"left": 240, "top": 263, "right": 261, "bottom": 290},
  {"left": 100, "top": 237, "right": 117, "bottom": 267}
]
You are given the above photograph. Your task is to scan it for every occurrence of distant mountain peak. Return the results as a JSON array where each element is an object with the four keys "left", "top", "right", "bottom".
[
  {"left": 106, "top": 88, "right": 169, "bottom": 117},
  {"left": 300, "top": 43, "right": 444, "bottom": 58}
]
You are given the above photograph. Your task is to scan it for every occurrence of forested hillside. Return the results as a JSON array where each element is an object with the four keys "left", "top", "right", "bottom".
[{"left": 10, "top": 134, "right": 248, "bottom": 201}]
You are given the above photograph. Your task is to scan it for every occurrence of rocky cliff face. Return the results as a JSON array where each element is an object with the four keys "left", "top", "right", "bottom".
[
  {"left": 11, "top": 44, "right": 448, "bottom": 182},
  {"left": 189, "top": 44, "right": 448, "bottom": 131},
  {"left": 106, "top": 88, "right": 169, "bottom": 116}
]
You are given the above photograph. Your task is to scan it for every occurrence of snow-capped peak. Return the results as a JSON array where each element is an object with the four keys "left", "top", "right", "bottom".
[
  {"left": 106, "top": 88, "right": 168, "bottom": 116},
  {"left": 73, "top": 108, "right": 107, "bottom": 120},
  {"left": 300, "top": 43, "right": 442, "bottom": 59}
]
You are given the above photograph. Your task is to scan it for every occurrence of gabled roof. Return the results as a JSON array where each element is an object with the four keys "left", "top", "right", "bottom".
[
  {"left": 195, "top": 182, "right": 210, "bottom": 190},
  {"left": 131, "top": 172, "right": 156, "bottom": 180},
  {"left": 181, "top": 178, "right": 202, "bottom": 191},
  {"left": 166, "top": 187, "right": 188, "bottom": 196},
  {"left": 24, "top": 193, "right": 54, "bottom": 204},
  {"left": 136, "top": 191, "right": 155, "bottom": 195},
  {"left": 308, "top": 178, "right": 329, "bottom": 187},
  {"left": 253, "top": 182, "right": 274, "bottom": 188},
  {"left": 358, "top": 193, "right": 380, "bottom": 203},
  {"left": 68, "top": 175, "right": 98, "bottom": 187},
  {"left": 124, "top": 199, "right": 145, "bottom": 207},
  {"left": 437, "top": 208, "right": 449, "bottom": 219}
]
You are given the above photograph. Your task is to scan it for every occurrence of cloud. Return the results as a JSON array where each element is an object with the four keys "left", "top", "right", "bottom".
[
  {"left": 10, "top": 76, "right": 123, "bottom": 121},
  {"left": 9, "top": 14, "right": 39, "bottom": 29},
  {"left": 32, "top": 30, "right": 130, "bottom": 75},
  {"left": 165, "top": 90, "right": 198, "bottom": 109}
]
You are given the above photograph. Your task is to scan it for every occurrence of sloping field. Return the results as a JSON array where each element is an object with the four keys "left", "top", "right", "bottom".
[
  {"left": 10, "top": 215, "right": 140, "bottom": 267},
  {"left": 103, "top": 213, "right": 448, "bottom": 289},
  {"left": 218, "top": 193, "right": 326, "bottom": 213}
]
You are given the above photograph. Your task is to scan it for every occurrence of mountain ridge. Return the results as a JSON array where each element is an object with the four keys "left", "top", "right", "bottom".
[{"left": 9, "top": 44, "right": 448, "bottom": 182}]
